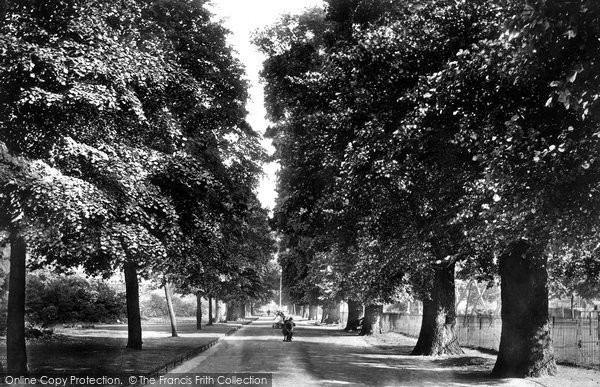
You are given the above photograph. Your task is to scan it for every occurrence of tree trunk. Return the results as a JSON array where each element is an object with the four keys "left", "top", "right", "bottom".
[
  {"left": 124, "top": 261, "right": 142, "bottom": 350},
  {"left": 309, "top": 304, "right": 318, "bottom": 320},
  {"left": 492, "top": 240, "right": 556, "bottom": 377},
  {"left": 226, "top": 302, "right": 236, "bottom": 321},
  {"left": 411, "top": 263, "right": 463, "bottom": 355},
  {"left": 164, "top": 283, "right": 178, "bottom": 337},
  {"left": 7, "top": 231, "right": 27, "bottom": 374},
  {"left": 207, "top": 296, "right": 213, "bottom": 326},
  {"left": 240, "top": 303, "right": 246, "bottom": 319},
  {"left": 195, "top": 292, "right": 202, "bottom": 331},
  {"left": 570, "top": 293, "right": 575, "bottom": 320},
  {"left": 323, "top": 302, "right": 341, "bottom": 324},
  {"left": 360, "top": 304, "right": 383, "bottom": 335},
  {"left": 463, "top": 280, "right": 473, "bottom": 323},
  {"left": 215, "top": 299, "right": 221, "bottom": 322},
  {"left": 344, "top": 300, "right": 363, "bottom": 331}
]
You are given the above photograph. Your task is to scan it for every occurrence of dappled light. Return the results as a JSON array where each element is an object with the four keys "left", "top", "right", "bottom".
[{"left": 3, "top": 0, "right": 600, "bottom": 384}]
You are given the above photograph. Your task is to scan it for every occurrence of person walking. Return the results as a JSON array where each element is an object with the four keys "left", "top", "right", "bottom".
[{"left": 282, "top": 317, "right": 295, "bottom": 342}]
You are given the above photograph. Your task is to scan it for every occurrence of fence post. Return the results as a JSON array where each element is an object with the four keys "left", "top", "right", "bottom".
[
  {"left": 576, "top": 319, "right": 582, "bottom": 365},
  {"left": 597, "top": 312, "right": 600, "bottom": 341}
]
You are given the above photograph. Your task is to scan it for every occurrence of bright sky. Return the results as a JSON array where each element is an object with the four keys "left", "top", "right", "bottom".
[{"left": 208, "top": 0, "right": 324, "bottom": 211}]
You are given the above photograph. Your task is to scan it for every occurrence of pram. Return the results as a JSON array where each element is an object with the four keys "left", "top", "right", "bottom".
[{"left": 272, "top": 311, "right": 285, "bottom": 328}]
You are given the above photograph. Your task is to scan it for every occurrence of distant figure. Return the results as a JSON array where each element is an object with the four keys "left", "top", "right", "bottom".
[
  {"left": 267, "top": 309, "right": 271, "bottom": 316},
  {"left": 282, "top": 317, "right": 295, "bottom": 342}
]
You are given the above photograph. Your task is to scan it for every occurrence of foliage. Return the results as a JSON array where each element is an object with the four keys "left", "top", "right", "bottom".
[
  {"left": 25, "top": 272, "right": 126, "bottom": 326},
  {"left": 0, "top": 0, "right": 273, "bottom": 312},
  {"left": 259, "top": 0, "right": 600, "bottom": 311},
  {"left": 139, "top": 291, "right": 198, "bottom": 318},
  {"left": 258, "top": 0, "right": 509, "bottom": 306}
]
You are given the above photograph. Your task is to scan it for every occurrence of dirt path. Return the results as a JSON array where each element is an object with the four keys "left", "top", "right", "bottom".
[
  {"left": 362, "top": 331, "right": 600, "bottom": 387},
  {"left": 162, "top": 317, "right": 600, "bottom": 386}
]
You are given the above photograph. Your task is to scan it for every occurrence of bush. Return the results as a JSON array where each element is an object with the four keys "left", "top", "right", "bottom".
[
  {"left": 140, "top": 290, "right": 199, "bottom": 318},
  {"left": 25, "top": 272, "right": 127, "bottom": 326},
  {"left": 24, "top": 323, "right": 54, "bottom": 339}
]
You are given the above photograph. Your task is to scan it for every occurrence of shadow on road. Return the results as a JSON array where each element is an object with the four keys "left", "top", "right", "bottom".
[{"left": 219, "top": 318, "right": 528, "bottom": 386}]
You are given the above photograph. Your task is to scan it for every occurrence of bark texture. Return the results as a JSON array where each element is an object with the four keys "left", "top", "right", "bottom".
[
  {"left": 124, "top": 262, "right": 142, "bottom": 349},
  {"left": 344, "top": 299, "right": 363, "bottom": 331},
  {"left": 492, "top": 240, "right": 556, "bottom": 378},
  {"left": 360, "top": 304, "right": 383, "bottom": 335},
  {"left": 322, "top": 302, "right": 341, "bottom": 324},
  {"left": 164, "top": 283, "right": 178, "bottom": 336},
  {"left": 226, "top": 302, "right": 240, "bottom": 321},
  {"left": 308, "top": 305, "right": 318, "bottom": 320},
  {"left": 207, "top": 296, "right": 213, "bottom": 326},
  {"left": 195, "top": 292, "right": 202, "bottom": 331},
  {"left": 7, "top": 232, "right": 27, "bottom": 374},
  {"left": 411, "top": 264, "right": 463, "bottom": 355}
]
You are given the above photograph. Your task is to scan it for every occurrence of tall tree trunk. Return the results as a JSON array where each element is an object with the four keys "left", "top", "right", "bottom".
[
  {"left": 344, "top": 299, "right": 363, "bottom": 331},
  {"left": 492, "top": 240, "right": 556, "bottom": 377},
  {"left": 163, "top": 282, "right": 178, "bottom": 337},
  {"left": 195, "top": 292, "right": 202, "bottom": 331},
  {"left": 360, "top": 304, "right": 383, "bottom": 335},
  {"left": 207, "top": 296, "right": 213, "bottom": 326},
  {"left": 250, "top": 303, "right": 254, "bottom": 316},
  {"left": 124, "top": 261, "right": 142, "bottom": 350},
  {"left": 7, "top": 231, "right": 27, "bottom": 374},
  {"left": 463, "top": 279, "right": 473, "bottom": 323},
  {"left": 215, "top": 299, "right": 221, "bottom": 323},
  {"left": 570, "top": 293, "right": 575, "bottom": 320},
  {"left": 240, "top": 303, "right": 246, "bottom": 318},
  {"left": 411, "top": 263, "right": 463, "bottom": 355},
  {"left": 308, "top": 304, "right": 318, "bottom": 320},
  {"left": 323, "top": 302, "right": 341, "bottom": 324},
  {"left": 226, "top": 302, "right": 236, "bottom": 321}
]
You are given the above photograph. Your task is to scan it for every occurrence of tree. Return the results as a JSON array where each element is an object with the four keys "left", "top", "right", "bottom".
[
  {"left": 259, "top": 0, "right": 506, "bottom": 351},
  {"left": 0, "top": 0, "right": 267, "bottom": 367},
  {"left": 415, "top": 0, "right": 600, "bottom": 376}
]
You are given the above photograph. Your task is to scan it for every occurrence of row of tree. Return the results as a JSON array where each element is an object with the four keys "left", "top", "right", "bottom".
[
  {"left": 258, "top": 0, "right": 600, "bottom": 378},
  {"left": 0, "top": 0, "right": 275, "bottom": 374}
]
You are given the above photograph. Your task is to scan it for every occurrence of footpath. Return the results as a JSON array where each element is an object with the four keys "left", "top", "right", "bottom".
[
  {"left": 162, "top": 317, "right": 600, "bottom": 387},
  {"left": 4, "top": 318, "right": 599, "bottom": 386},
  {"left": 362, "top": 330, "right": 600, "bottom": 387}
]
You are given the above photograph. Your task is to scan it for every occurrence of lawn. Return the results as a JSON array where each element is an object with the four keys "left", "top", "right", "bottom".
[{"left": 1, "top": 322, "right": 242, "bottom": 379}]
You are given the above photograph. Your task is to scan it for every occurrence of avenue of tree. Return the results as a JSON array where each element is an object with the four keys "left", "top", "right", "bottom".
[
  {"left": 257, "top": 0, "right": 600, "bottom": 378},
  {"left": 0, "top": 0, "right": 275, "bottom": 374}
]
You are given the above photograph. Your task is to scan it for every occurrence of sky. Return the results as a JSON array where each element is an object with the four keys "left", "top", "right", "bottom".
[{"left": 208, "top": 0, "right": 324, "bottom": 211}]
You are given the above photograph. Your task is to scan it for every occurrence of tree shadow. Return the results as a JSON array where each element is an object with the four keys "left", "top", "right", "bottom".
[{"left": 243, "top": 324, "right": 523, "bottom": 386}]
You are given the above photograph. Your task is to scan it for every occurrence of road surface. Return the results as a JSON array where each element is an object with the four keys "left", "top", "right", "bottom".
[
  {"left": 159, "top": 318, "right": 556, "bottom": 387},
  {"left": 158, "top": 317, "right": 549, "bottom": 387}
]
